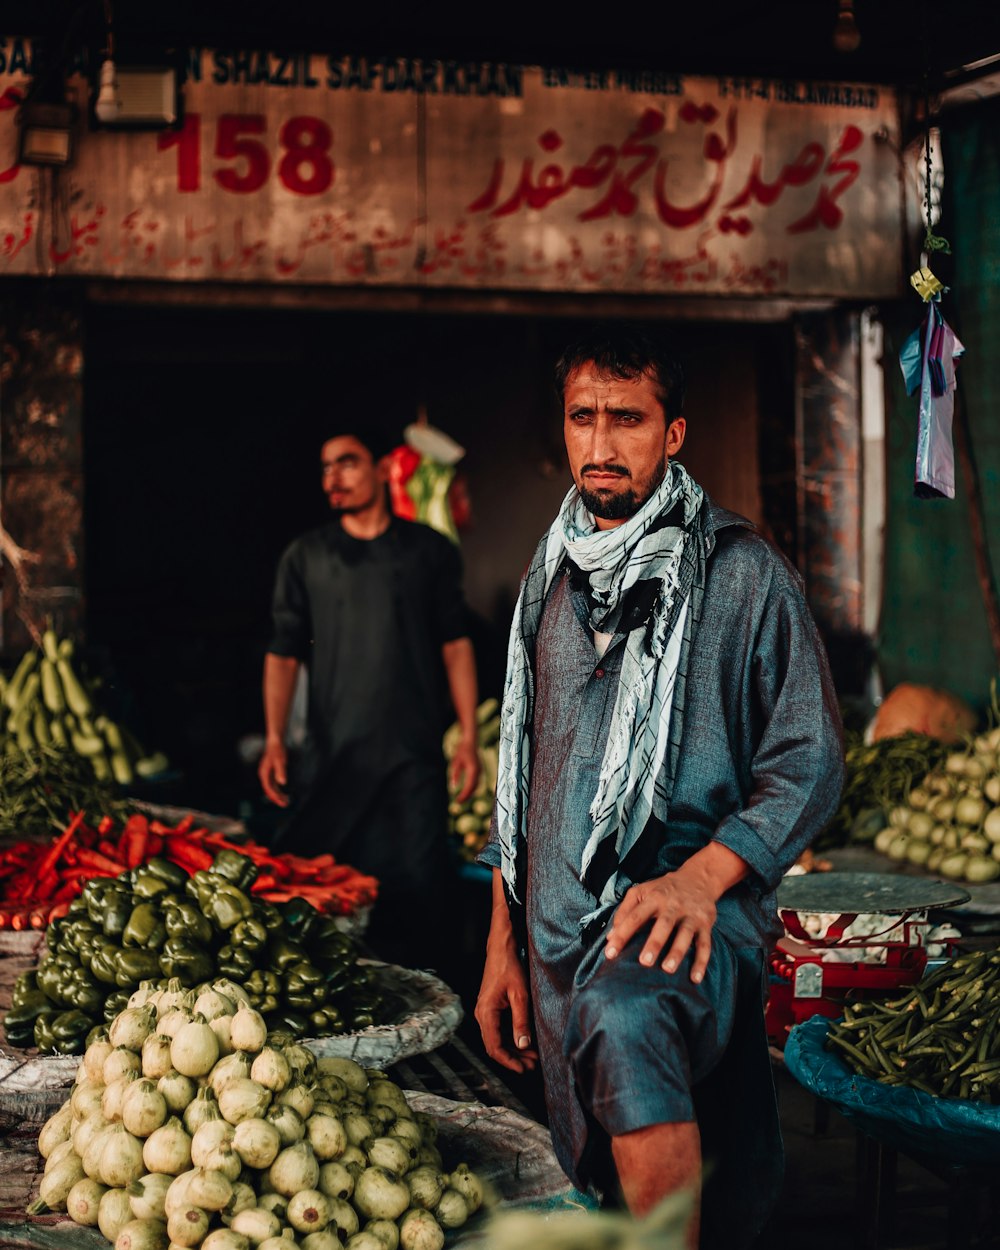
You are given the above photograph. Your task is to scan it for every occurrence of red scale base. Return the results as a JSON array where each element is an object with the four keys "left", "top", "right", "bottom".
[{"left": 765, "top": 911, "right": 931, "bottom": 1049}]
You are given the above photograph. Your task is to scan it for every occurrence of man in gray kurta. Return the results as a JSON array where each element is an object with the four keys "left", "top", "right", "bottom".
[{"left": 476, "top": 326, "right": 844, "bottom": 1247}]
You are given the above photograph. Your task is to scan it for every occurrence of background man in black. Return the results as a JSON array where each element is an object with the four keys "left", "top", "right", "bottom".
[{"left": 259, "top": 431, "right": 479, "bottom": 970}]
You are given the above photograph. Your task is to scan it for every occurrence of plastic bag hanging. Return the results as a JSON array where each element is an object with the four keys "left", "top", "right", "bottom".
[{"left": 898, "top": 300, "right": 964, "bottom": 499}]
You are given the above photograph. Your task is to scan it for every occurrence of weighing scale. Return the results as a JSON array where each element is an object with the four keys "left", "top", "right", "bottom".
[{"left": 766, "top": 872, "right": 970, "bottom": 1047}]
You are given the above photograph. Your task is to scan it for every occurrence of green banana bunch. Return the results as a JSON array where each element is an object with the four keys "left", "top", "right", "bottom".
[{"left": 1, "top": 629, "right": 169, "bottom": 785}]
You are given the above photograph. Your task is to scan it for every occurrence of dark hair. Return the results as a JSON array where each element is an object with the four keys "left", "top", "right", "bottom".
[
  {"left": 323, "top": 428, "right": 396, "bottom": 463},
  {"left": 553, "top": 324, "right": 686, "bottom": 422}
]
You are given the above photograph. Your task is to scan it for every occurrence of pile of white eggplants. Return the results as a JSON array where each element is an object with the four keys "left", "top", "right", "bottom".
[
  {"left": 872, "top": 727, "right": 1000, "bottom": 884},
  {"left": 30, "top": 978, "right": 486, "bottom": 1250}
]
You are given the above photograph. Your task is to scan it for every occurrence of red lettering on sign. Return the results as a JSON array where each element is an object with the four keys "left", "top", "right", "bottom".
[
  {"left": 278, "top": 116, "right": 334, "bottom": 196},
  {"left": 0, "top": 85, "right": 23, "bottom": 184},
  {"left": 214, "top": 114, "right": 270, "bottom": 194},
  {"left": 787, "top": 125, "right": 863, "bottom": 233},
  {"left": 653, "top": 107, "right": 737, "bottom": 228},
  {"left": 723, "top": 141, "right": 825, "bottom": 211},
  {"left": 157, "top": 113, "right": 201, "bottom": 192}
]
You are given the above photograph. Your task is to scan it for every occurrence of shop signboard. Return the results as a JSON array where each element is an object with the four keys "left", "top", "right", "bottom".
[{"left": 0, "top": 42, "right": 903, "bottom": 296}]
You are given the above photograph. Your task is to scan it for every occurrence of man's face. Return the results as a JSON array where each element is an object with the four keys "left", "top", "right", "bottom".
[
  {"left": 320, "top": 436, "right": 385, "bottom": 514},
  {"left": 563, "top": 363, "right": 686, "bottom": 528}
]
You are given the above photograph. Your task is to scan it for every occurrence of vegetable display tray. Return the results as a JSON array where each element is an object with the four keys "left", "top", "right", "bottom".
[
  {"left": 0, "top": 960, "right": 462, "bottom": 1117},
  {"left": 785, "top": 1014, "right": 1000, "bottom": 1167}
]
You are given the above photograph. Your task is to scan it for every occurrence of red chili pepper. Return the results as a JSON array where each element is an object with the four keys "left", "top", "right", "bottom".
[
  {"left": 35, "top": 810, "right": 86, "bottom": 884},
  {"left": 50, "top": 880, "right": 82, "bottom": 904},
  {"left": 120, "top": 814, "right": 150, "bottom": 868},
  {"left": 74, "top": 848, "right": 127, "bottom": 874},
  {"left": 97, "top": 815, "right": 116, "bottom": 836},
  {"left": 165, "top": 842, "right": 214, "bottom": 872}
]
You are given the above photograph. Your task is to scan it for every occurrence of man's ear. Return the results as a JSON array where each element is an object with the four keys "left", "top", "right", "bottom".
[{"left": 666, "top": 418, "right": 686, "bottom": 457}]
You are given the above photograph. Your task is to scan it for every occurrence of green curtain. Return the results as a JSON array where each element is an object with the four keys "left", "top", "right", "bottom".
[{"left": 879, "top": 99, "right": 1000, "bottom": 712}]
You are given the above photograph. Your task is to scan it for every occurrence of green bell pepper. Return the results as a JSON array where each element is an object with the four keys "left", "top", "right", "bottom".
[
  {"left": 89, "top": 942, "right": 123, "bottom": 986},
  {"left": 163, "top": 900, "right": 212, "bottom": 945},
  {"left": 158, "top": 937, "right": 214, "bottom": 986},
  {"left": 267, "top": 937, "right": 308, "bottom": 973},
  {"left": 144, "top": 857, "right": 189, "bottom": 891},
  {"left": 185, "top": 869, "right": 214, "bottom": 904},
  {"left": 246, "top": 971, "right": 280, "bottom": 1011},
  {"left": 247, "top": 969, "right": 280, "bottom": 997},
  {"left": 308, "top": 1006, "right": 345, "bottom": 1035},
  {"left": 348, "top": 1007, "right": 377, "bottom": 1030},
  {"left": 284, "top": 961, "right": 328, "bottom": 1011},
  {"left": 122, "top": 902, "right": 167, "bottom": 950},
  {"left": 61, "top": 917, "right": 100, "bottom": 954},
  {"left": 254, "top": 901, "right": 284, "bottom": 934},
  {"left": 51, "top": 1009, "right": 92, "bottom": 1053},
  {"left": 36, "top": 961, "right": 66, "bottom": 1003},
  {"left": 64, "top": 969, "right": 104, "bottom": 1015},
  {"left": 103, "top": 991, "right": 130, "bottom": 1022},
  {"left": 232, "top": 917, "right": 268, "bottom": 951},
  {"left": 131, "top": 872, "right": 172, "bottom": 901},
  {"left": 217, "top": 943, "right": 255, "bottom": 981},
  {"left": 116, "top": 948, "right": 162, "bottom": 987},
  {"left": 85, "top": 1023, "right": 109, "bottom": 1049},
  {"left": 211, "top": 848, "right": 259, "bottom": 891},
  {"left": 11, "top": 971, "right": 39, "bottom": 1007},
  {"left": 82, "top": 876, "right": 118, "bottom": 911},
  {"left": 3, "top": 992, "right": 54, "bottom": 1047},
  {"left": 280, "top": 897, "right": 320, "bottom": 940},
  {"left": 202, "top": 882, "right": 254, "bottom": 931},
  {"left": 102, "top": 891, "right": 133, "bottom": 938},
  {"left": 265, "top": 1010, "right": 310, "bottom": 1037},
  {"left": 322, "top": 964, "right": 354, "bottom": 998},
  {"left": 74, "top": 929, "right": 105, "bottom": 964},
  {"left": 33, "top": 1011, "right": 59, "bottom": 1053}
]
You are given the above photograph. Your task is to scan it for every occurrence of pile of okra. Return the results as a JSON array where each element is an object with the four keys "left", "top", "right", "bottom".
[{"left": 825, "top": 948, "right": 1000, "bottom": 1102}]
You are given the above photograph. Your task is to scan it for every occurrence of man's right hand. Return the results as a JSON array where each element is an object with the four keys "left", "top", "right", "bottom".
[
  {"left": 475, "top": 923, "right": 538, "bottom": 1074},
  {"left": 258, "top": 740, "right": 290, "bottom": 807}
]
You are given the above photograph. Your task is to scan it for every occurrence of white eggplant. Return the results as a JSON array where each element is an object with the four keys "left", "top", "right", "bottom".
[{"left": 66, "top": 1176, "right": 108, "bottom": 1226}]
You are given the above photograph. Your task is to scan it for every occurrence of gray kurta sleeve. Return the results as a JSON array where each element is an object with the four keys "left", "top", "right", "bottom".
[{"left": 711, "top": 556, "right": 845, "bottom": 892}]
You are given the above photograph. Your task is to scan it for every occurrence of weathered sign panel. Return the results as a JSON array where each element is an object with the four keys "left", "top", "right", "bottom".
[{"left": 0, "top": 42, "right": 903, "bottom": 296}]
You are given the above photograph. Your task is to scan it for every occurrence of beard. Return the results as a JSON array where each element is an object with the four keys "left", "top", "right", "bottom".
[
  {"left": 328, "top": 485, "right": 381, "bottom": 516},
  {"left": 579, "top": 455, "right": 666, "bottom": 520}
]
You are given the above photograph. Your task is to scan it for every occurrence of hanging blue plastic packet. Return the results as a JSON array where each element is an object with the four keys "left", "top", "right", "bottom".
[{"left": 899, "top": 301, "right": 964, "bottom": 499}]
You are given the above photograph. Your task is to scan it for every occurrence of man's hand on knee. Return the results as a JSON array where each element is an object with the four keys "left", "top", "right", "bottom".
[
  {"left": 605, "top": 845, "right": 750, "bottom": 984},
  {"left": 604, "top": 871, "right": 716, "bottom": 984}
]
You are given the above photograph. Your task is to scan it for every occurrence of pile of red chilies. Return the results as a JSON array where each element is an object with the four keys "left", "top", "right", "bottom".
[{"left": 0, "top": 812, "right": 378, "bottom": 930}]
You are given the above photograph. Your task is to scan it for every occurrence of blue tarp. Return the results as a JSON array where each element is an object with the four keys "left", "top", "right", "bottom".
[{"left": 784, "top": 1015, "right": 1000, "bottom": 1166}]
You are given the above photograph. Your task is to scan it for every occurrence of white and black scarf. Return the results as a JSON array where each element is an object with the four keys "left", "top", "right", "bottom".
[{"left": 495, "top": 461, "right": 705, "bottom": 928}]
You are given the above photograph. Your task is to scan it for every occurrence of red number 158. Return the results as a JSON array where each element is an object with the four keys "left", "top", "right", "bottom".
[{"left": 158, "top": 113, "right": 334, "bottom": 196}]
